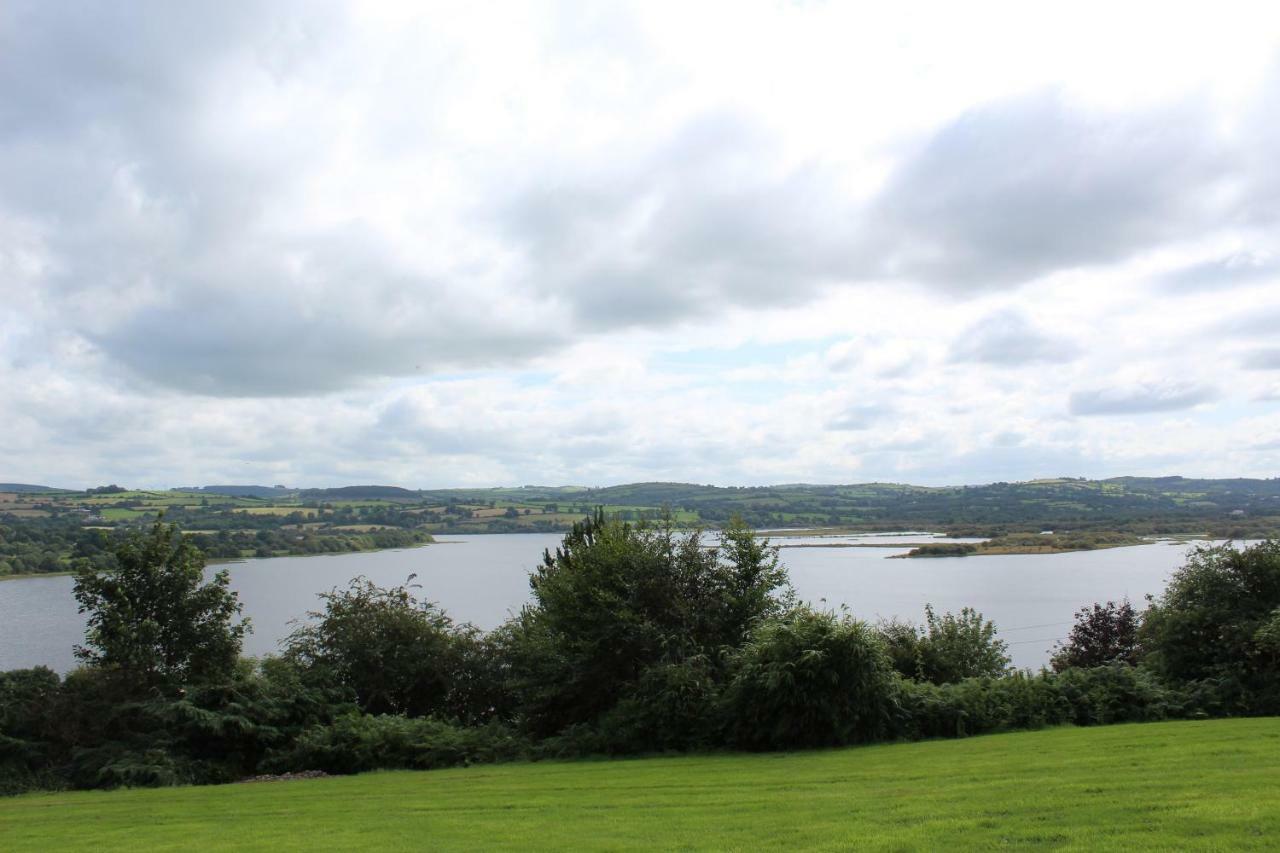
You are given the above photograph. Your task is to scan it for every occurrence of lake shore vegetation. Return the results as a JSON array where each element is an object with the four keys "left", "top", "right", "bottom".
[{"left": 1, "top": 512, "right": 1277, "bottom": 796}]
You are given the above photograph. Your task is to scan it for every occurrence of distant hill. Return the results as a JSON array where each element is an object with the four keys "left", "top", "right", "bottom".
[
  {"left": 180, "top": 485, "right": 296, "bottom": 498},
  {"left": 301, "top": 485, "right": 421, "bottom": 501},
  {"left": 0, "top": 483, "right": 70, "bottom": 493}
]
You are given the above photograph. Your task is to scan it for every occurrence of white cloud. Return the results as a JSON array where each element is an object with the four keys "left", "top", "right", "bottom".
[{"left": 2, "top": 1, "right": 1280, "bottom": 487}]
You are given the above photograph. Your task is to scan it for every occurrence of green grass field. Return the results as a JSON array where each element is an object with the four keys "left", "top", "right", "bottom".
[{"left": 3, "top": 719, "right": 1277, "bottom": 851}]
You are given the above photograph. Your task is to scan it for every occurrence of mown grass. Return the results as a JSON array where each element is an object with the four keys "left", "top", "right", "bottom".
[{"left": 3, "top": 719, "right": 1278, "bottom": 851}]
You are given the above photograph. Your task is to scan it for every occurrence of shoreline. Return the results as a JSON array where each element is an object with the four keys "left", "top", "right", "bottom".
[{"left": 1, "top": 540, "right": 441, "bottom": 582}]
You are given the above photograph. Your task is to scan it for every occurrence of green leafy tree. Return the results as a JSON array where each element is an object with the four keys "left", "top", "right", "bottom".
[
  {"left": 73, "top": 520, "right": 247, "bottom": 686},
  {"left": 722, "top": 607, "right": 896, "bottom": 749},
  {"left": 507, "top": 510, "right": 791, "bottom": 737},
  {"left": 1142, "top": 541, "right": 1280, "bottom": 710},
  {"left": 881, "top": 606, "right": 1010, "bottom": 684},
  {"left": 284, "top": 576, "right": 485, "bottom": 720}
]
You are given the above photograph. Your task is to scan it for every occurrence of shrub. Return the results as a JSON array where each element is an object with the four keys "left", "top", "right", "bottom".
[
  {"left": 1052, "top": 664, "right": 1178, "bottom": 726},
  {"left": 1051, "top": 599, "right": 1141, "bottom": 671},
  {"left": 266, "top": 713, "right": 527, "bottom": 775},
  {"left": 894, "top": 672, "right": 1069, "bottom": 739},
  {"left": 1142, "top": 540, "right": 1280, "bottom": 712},
  {"left": 722, "top": 608, "right": 896, "bottom": 750},
  {"left": 879, "top": 606, "right": 1010, "bottom": 684},
  {"left": 586, "top": 657, "right": 723, "bottom": 754},
  {"left": 285, "top": 577, "right": 477, "bottom": 719},
  {"left": 507, "top": 512, "right": 790, "bottom": 737},
  {"left": 0, "top": 667, "right": 63, "bottom": 794}
]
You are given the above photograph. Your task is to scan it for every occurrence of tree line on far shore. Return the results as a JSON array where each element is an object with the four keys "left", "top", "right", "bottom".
[{"left": 2, "top": 511, "right": 1277, "bottom": 793}]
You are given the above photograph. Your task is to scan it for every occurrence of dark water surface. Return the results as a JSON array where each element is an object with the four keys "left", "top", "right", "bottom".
[{"left": 0, "top": 533, "right": 1208, "bottom": 672}]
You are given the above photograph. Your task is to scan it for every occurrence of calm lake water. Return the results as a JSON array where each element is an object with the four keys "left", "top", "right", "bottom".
[{"left": 0, "top": 533, "right": 1213, "bottom": 672}]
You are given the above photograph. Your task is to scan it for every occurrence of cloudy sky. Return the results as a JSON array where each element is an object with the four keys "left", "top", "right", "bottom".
[{"left": 3, "top": 1, "right": 1280, "bottom": 489}]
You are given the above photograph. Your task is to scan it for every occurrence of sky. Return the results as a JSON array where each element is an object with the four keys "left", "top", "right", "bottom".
[{"left": 2, "top": 0, "right": 1280, "bottom": 490}]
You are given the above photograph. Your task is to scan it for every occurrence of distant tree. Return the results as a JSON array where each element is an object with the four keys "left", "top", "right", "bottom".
[
  {"left": 73, "top": 520, "right": 248, "bottom": 686},
  {"left": 1051, "top": 599, "right": 1140, "bottom": 671}
]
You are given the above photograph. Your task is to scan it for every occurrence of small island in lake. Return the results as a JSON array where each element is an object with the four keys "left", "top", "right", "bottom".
[{"left": 901, "top": 530, "right": 1148, "bottom": 558}]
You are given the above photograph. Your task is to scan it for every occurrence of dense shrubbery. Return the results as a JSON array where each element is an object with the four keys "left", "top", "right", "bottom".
[
  {"left": 1142, "top": 541, "right": 1280, "bottom": 713},
  {"left": 265, "top": 714, "right": 527, "bottom": 775},
  {"left": 722, "top": 607, "right": 896, "bottom": 750},
  {"left": 880, "top": 605, "right": 1010, "bottom": 684},
  {"left": 2, "top": 517, "right": 1278, "bottom": 795}
]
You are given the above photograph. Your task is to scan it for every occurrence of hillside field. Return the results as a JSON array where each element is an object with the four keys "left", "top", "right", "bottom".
[{"left": 3, "top": 718, "right": 1277, "bottom": 851}]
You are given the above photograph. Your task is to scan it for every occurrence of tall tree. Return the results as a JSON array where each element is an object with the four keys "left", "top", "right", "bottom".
[{"left": 74, "top": 520, "right": 248, "bottom": 686}]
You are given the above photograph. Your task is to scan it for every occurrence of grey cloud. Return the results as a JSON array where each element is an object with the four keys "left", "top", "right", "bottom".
[
  {"left": 828, "top": 403, "right": 891, "bottom": 431},
  {"left": 1159, "top": 252, "right": 1278, "bottom": 292},
  {"left": 1215, "top": 306, "right": 1280, "bottom": 338},
  {"left": 1070, "top": 383, "right": 1217, "bottom": 416},
  {"left": 499, "top": 89, "right": 1249, "bottom": 338},
  {"left": 497, "top": 113, "right": 860, "bottom": 330},
  {"left": 866, "top": 92, "right": 1232, "bottom": 287},
  {"left": 1242, "top": 348, "right": 1280, "bottom": 371},
  {"left": 4, "top": 3, "right": 1279, "bottom": 404},
  {"left": 949, "top": 309, "right": 1079, "bottom": 365},
  {"left": 83, "top": 223, "right": 566, "bottom": 396}
]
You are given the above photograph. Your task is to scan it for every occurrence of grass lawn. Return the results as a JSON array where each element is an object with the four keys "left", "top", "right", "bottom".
[{"left": 3, "top": 719, "right": 1277, "bottom": 851}]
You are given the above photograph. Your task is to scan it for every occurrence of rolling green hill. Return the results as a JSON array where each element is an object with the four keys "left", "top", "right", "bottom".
[
  {"left": 2, "top": 719, "right": 1276, "bottom": 851},
  {"left": 5, "top": 476, "right": 1279, "bottom": 577}
]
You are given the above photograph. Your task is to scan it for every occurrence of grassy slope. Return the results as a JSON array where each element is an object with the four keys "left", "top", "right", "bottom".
[{"left": 4, "top": 719, "right": 1278, "bottom": 851}]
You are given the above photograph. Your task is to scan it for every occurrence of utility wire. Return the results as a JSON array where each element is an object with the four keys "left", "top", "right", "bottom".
[{"left": 999, "top": 621, "right": 1072, "bottom": 632}]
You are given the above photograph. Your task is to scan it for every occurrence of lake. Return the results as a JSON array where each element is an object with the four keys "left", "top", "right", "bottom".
[{"left": 0, "top": 533, "right": 1210, "bottom": 672}]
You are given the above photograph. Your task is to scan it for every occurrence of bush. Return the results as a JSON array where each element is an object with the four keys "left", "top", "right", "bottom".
[
  {"left": 879, "top": 606, "right": 1010, "bottom": 684},
  {"left": 1051, "top": 600, "right": 1141, "bottom": 671},
  {"left": 285, "top": 577, "right": 481, "bottom": 720},
  {"left": 1052, "top": 664, "right": 1178, "bottom": 726},
  {"left": 1142, "top": 540, "right": 1280, "bottom": 712},
  {"left": 506, "top": 512, "right": 790, "bottom": 737},
  {"left": 722, "top": 608, "right": 896, "bottom": 750},
  {"left": 0, "top": 667, "right": 63, "bottom": 794},
  {"left": 894, "top": 672, "right": 1069, "bottom": 739},
  {"left": 266, "top": 713, "right": 527, "bottom": 775},
  {"left": 586, "top": 657, "right": 723, "bottom": 754}
]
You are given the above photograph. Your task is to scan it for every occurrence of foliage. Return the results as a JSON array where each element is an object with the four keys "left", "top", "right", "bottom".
[
  {"left": 1141, "top": 540, "right": 1280, "bottom": 712},
  {"left": 1051, "top": 599, "right": 1141, "bottom": 671},
  {"left": 878, "top": 605, "right": 1009, "bottom": 684},
  {"left": 506, "top": 511, "right": 791, "bottom": 737},
  {"left": 284, "top": 577, "right": 487, "bottom": 721},
  {"left": 72, "top": 520, "right": 248, "bottom": 686},
  {"left": 1051, "top": 664, "right": 1180, "bottom": 726},
  {"left": 7, "top": 720, "right": 1280, "bottom": 851},
  {"left": 0, "top": 657, "right": 354, "bottom": 794},
  {"left": 721, "top": 607, "right": 896, "bottom": 750},
  {"left": 7, "top": 516, "right": 1280, "bottom": 795},
  {"left": 9, "top": 476, "right": 1280, "bottom": 576},
  {"left": 894, "top": 671, "right": 1069, "bottom": 739},
  {"left": 266, "top": 713, "right": 527, "bottom": 775},
  {"left": 0, "top": 668, "right": 63, "bottom": 794}
]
